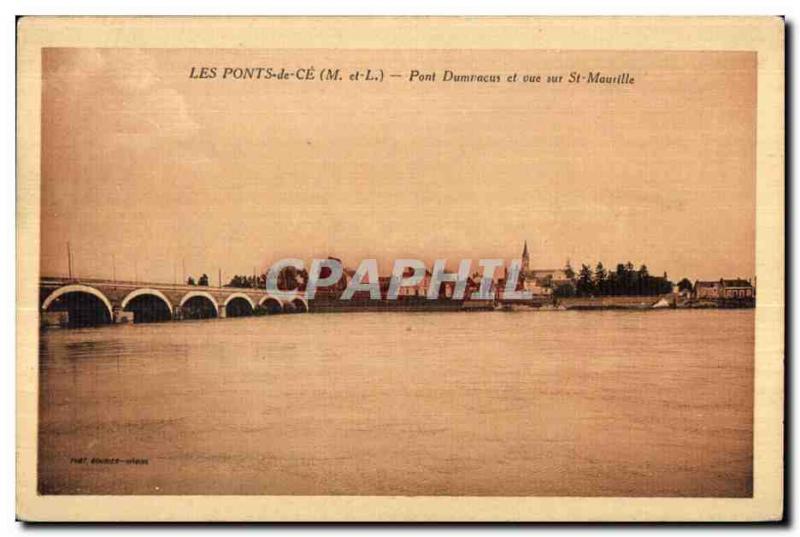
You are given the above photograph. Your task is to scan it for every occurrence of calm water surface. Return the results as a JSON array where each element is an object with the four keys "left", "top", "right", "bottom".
[{"left": 38, "top": 309, "right": 753, "bottom": 496}]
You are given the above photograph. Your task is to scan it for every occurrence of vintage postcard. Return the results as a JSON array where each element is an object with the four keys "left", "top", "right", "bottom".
[{"left": 16, "top": 17, "right": 784, "bottom": 521}]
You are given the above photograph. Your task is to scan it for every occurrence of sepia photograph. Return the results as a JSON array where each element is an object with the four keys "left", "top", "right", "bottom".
[{"left": 15, "top": 16, "right": 784, "bottom": 522}]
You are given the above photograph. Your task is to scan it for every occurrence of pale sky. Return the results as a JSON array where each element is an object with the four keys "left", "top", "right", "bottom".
[{"left": 41, "top": 48, "right": 756, "bottom": 283}]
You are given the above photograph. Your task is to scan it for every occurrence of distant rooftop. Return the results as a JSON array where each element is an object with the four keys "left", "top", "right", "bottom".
[{"left": 695, "top": 279, "right": 753, "bottom": 288}]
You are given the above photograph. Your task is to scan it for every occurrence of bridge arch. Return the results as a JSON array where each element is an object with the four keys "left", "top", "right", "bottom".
[
  {"left": 224, "top": 292, "right": 255, "bottom": 317},
  {"left": 223, "top": 292, "right": 256, "bottom": 310},
  {"left": 179, "top": 290, "right": 218, "bottom": 309},
  {"left": 41, "top": 284, "right": 114, "bottom": 326},
  {"left": 258, "top": 294, "right": 284, "bottom": 314},
  {"left": 285, "top": 296, "right": 309, "bottom": 313},
  {"left": 120, "top": 288, "right": 174, "bottom": 323},
  {"left": 179, "top": 290, "right": 219, "bottom": 320},
  {"left": 121, "top": 288, "right": 173, "bottom": 312}
]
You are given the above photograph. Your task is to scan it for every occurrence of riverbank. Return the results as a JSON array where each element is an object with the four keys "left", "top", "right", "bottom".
[
  {"left": 309, "top": 297, "right": 494, "bottom": 313},
  {"left": 308, "top": 294, "right": 754, "bottom": 313},
  {"left": 557, "top": 295, "right": 668, "bottom": 310}
]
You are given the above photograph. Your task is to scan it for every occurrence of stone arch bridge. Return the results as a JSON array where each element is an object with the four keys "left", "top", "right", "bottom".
[{"left": 39, "top": 277, "right": 308, "bottom": 327}]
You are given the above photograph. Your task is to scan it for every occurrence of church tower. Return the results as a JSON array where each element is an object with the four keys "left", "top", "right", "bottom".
[{"left": 521, "top": 240, "right": 530, "bottom": 273}]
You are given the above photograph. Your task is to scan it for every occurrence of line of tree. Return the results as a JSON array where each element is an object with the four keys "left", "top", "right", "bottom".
[
  {"left": 556, "top": 261, "right": 675, "bottom": 297},
  {"left": 225, "top": 267, "right": 309, "bottom": 291},
  {"left": 224, "top": 274, "right": 266, "bottom": 289},
  {"left": 218, "top": 260, "right": 696, "bottom": 299},
  {"left": 186, "top": 273, "right": 209, "bottom": 286}
]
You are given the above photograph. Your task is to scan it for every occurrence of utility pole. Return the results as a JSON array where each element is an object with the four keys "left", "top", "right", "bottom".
[
  {"left": 66, "top": 241, "right": 73, "bottom": 280},
  {"left": 112, "top": 254, "right": 116, "bottom": 284},
  {"left": 182, "top": 259, "right": 186, "bottom": 285},
  {"left": 218, "top": 268, "right": 222, "bottom": 288}
]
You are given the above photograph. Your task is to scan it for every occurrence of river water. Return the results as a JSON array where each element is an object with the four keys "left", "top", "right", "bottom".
[{"left": 38, "top": 309, "right": 753, "bottom": 497}]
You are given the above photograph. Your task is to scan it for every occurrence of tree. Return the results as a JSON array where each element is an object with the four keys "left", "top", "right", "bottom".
[
  {"left": 297, "top": 268, "right": 309, "bottom": 291},
  {"left": 677, "top": 278, "right": 693, "bottom": 293},
  {"left": 564, "top": 259, "right": 576, "bottom": 281},
  {"left": 594, "top": 262, "right": 607, "bottom": 294},
  {"left": 554, "top": 283, "right": 575, "bottom": 298},
  {"left": 605, "top": 271, "right": 619, "bottom": 295},
  {"left": 186, "top": 276, "right": 196, "bottom": 286},
  {"left": 658, "top": 278, "right": 674, "bottom": 294},
  {"left": 277, "top": 266, "right": 300, "bottom": 291},
  {"left": 622, "top": 262, "right": 636, "bottom": 294},
  {"left": 637, "top": 264, "right": 649, "bottom": 294},
  {"left": 198, "top": 273, "right": 209, "bottom": 286},
  {"left": 226, "top": 274, "right": 245, "bottom": 288},
  {"left": 576, "top": 264, "right": 595, "bottom": 297}
]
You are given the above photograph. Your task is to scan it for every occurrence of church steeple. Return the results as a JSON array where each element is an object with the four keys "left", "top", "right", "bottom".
[{"left": 521, "top": 240, "right": 530, "bottom": 272}]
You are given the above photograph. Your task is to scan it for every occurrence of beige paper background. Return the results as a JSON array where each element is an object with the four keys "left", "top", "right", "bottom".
[{"left": 16, "top": 16, "right": 784, "bottom": 521}]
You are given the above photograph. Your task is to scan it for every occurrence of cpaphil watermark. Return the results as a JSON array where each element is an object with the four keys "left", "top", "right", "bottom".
[{"left": 264, "top": 258, "right": 532, "bottom": 301}]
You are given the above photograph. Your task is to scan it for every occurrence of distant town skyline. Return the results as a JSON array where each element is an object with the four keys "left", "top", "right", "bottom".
[{"left": 40, "top": 48, "right": 756, "bottom": 283}]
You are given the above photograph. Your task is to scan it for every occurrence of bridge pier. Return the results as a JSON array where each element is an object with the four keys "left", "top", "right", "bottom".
[
  {"left": 218, "top": 305, "right": 226, "bottom": 318},
  {"left": 112, "top": 306, "right": 133, "bottom": 324},
  {"left": 111, "top": 306, "right": 145, "bottom": 324}
]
